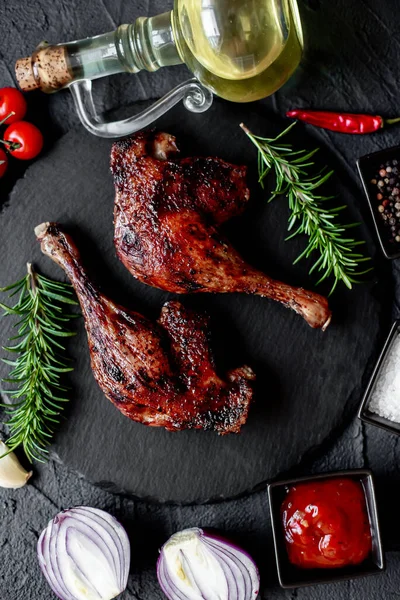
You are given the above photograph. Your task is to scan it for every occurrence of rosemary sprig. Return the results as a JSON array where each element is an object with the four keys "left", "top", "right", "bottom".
[
  {"left": 0, "top": 264, "right": 78, "bottom": 462},
  {"left": 240, "top": 122, "right": 372, "bottom": 295}
]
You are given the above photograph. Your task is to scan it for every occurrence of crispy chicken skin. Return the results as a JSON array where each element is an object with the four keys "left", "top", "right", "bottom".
[
  {"left": 111, "top": 131, "right": 331, "bottom": 330},
  {"left": 35, "top": 222, "right": 255, "bottom": 434}
]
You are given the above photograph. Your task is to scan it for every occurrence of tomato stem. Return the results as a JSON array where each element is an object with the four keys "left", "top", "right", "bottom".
[
  {"left": 0, "top": 138, "right": 21, "bottom": 151},
  {"left": 0, "top": 111, "right": 22, "bottom": 151},
  {"left": 0, "top": 111, "right": 15, "bottom": 127}
]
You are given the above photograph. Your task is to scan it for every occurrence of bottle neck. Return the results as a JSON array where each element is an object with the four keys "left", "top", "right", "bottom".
[{"left": 15, "top": 11, "right": 183, "bottom": 93}]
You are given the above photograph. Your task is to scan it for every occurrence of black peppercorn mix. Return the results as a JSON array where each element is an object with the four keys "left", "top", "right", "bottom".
[{"left": 370, "top": 158, "right": 400, "bottom": 245}]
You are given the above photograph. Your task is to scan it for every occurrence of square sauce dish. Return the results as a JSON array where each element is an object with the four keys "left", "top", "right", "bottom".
[{"left": 268, "top": 470, "right": 385, "bottom": 588}]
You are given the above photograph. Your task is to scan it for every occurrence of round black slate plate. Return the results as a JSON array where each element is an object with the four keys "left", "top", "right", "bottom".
[{"left": 0, "top": 99, "right": 387, "bottom": 503}]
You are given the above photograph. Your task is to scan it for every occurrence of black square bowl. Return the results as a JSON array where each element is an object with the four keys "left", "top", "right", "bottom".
[
  {"left": 358, "top": 320, "right": 400, "bottom": 435},
  {"left": 268, "top": 470, "right": 385, "bottom": 588},
  {"left": 357, "top": 146, "right": 400, "bottom": 259}
]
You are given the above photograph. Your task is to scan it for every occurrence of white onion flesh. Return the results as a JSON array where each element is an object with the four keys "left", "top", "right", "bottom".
[
  {"left": 37, "top": 506, "right": 130, "bottom": 600},
  {"left": 157, "top": 528, "right": 259, "bottom": 600}
]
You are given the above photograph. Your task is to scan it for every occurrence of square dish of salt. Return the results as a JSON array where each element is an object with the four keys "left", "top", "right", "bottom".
[{"left": 359, "top": 320, "right": 400, "bottom": 434}]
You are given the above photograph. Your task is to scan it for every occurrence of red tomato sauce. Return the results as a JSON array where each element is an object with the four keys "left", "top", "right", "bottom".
[{"left": 281, "top": 478, "right": 372, "bottom": 569}]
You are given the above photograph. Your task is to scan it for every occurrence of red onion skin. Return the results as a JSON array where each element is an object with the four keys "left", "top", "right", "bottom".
[
  {"left": 50, "top": 517, "right": 72, "bottom": 600},
  {"left": 204, "top": 538, "right": 255, "bottom": 599},
  {"left": 38, "top": 528, "right": 65, "bottom": 600},
  {"left": 202, "top": 529, "right": 259, "bottom": 569},
  {"left": 157, "top": 528, "right": 260, "bottom": 600},
  {"left": 195, "top": 528, "right": 260, "bottom": 592}
]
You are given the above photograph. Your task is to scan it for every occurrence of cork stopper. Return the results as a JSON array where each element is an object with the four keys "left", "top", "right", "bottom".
[
  {"left": 15, "top": 45, "right": 73, "bottom": 93},
  {"left": 15, "top": 56, "right": 40, "bottom": 91}
]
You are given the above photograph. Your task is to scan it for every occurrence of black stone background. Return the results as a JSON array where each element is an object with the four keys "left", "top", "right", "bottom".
[{"left": 2, "top": 0, "right": 400, "bottom": 598}]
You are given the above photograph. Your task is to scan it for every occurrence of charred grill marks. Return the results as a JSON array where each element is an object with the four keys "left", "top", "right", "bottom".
[
  {"left": 111, "top": 130, "right": 331, "bottom": 330},
  {"left": 35, "top": 222, "right": 255, "bottom": 434}
]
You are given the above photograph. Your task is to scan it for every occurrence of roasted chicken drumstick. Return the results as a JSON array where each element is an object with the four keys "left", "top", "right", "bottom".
[
  {"left": 35, "top": 222, "right": 255, "bottom": 434},
  {"left": 111, "top": 131, "right": 331, "bottom": 330}
]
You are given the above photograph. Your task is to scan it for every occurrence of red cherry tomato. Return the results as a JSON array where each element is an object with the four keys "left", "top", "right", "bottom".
[
  {"left": 4, "top": 121, "right": 43, "bottom": 160},
  {"left": 0, "top": 87, "right": 27, "bottom": 124},
  {"left": 0, "top": 148, "right": 8, "bottom": 177}
]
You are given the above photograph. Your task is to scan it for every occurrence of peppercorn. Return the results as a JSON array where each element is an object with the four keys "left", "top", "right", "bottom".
[{"left": 369, "top": 156, "right": 400, "bottom": 245}]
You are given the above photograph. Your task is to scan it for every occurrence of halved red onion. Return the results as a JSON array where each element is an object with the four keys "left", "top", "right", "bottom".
[
  {"left": 37, "top": 506, "right": 130, "bottom": 600},
  {"left": 157, "top": 528, "right": 260, "bottom": 600}
]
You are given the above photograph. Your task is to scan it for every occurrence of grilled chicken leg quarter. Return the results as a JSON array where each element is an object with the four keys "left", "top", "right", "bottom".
[
  {"left": 35, "top": 223, "right": 255, "bottom": 434},
  {"left": 111, "top": 131, "right": 331, "bottom": 330}
]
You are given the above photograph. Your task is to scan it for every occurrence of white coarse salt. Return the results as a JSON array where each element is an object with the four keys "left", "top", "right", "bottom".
[{"left": 369, "top": 330, "right": 400, "bottom": 423}]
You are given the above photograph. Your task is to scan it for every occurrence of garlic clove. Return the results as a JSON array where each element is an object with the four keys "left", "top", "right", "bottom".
[{"left": 0, "top": 441, "right": 32, "bottom": 489}]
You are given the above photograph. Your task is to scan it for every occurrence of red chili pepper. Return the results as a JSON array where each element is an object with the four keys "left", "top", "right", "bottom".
[{"left": 286, "top": 109, "right": 400, "bottom": 134}]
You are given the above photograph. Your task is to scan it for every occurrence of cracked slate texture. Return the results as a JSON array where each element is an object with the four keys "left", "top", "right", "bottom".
[{"left": 2, "top": 0, "right": 400, "bottom": 598}]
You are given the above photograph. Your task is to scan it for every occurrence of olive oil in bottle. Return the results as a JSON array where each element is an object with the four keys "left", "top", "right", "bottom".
[{"left": 172, "top": 0, "right": 303, "bottom": 102}]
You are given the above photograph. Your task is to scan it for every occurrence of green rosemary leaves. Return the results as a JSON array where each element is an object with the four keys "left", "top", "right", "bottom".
[
  {"left": 0, "top": 264, "right": 78, "bottom": 462},
  {"left": 241, "top": 123, "right": 372, "bottom": 294}
]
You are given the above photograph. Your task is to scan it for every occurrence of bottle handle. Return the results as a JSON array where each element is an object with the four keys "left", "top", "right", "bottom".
[{"left": 69, "top": 78, "right": 213, "bottom": 138}]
